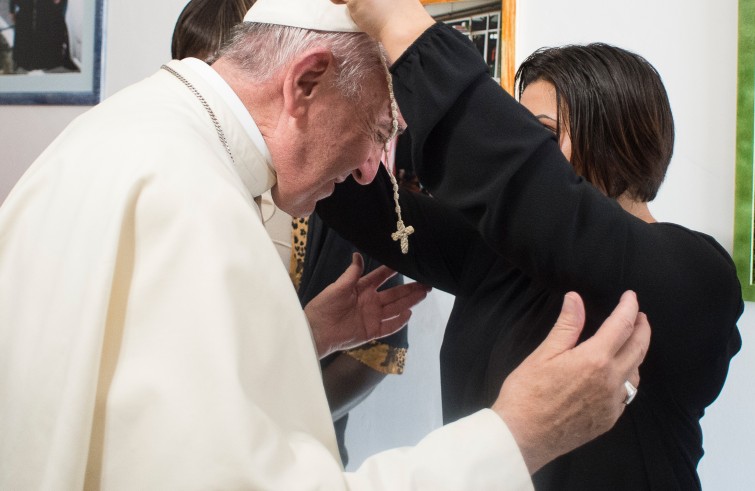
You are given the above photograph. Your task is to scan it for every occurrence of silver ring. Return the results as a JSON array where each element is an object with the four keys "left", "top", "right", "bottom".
[{"left": 623, "top": 380, "right": 638, "bottom": 405}]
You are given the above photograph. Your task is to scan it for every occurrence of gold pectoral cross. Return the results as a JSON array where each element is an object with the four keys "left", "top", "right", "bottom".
[{"left": 391, "top": 219, "right": 415, "bottom": 254}]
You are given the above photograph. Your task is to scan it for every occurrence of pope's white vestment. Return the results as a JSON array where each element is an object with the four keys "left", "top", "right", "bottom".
[{"left": 0, "top": 59, "right": 532, "bottom": 490}]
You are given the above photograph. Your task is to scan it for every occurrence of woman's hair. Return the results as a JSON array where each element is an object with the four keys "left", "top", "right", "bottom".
[
  {"left": 515, "top": 43, "right": 674, "bottom": 201},
  {"left": 218, "top": 22, "right": 385, "bottom": 103},
  {"left": 171, "top": 0, "right": 256, "bottom": 63}
]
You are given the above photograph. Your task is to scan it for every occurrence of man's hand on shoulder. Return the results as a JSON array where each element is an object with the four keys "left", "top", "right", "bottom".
[{"left": 493, "top": 291, "right": 650, "bottom": 474}]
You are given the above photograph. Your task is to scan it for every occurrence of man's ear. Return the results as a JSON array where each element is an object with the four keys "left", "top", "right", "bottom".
[{"left": 282, "top": 49, "right": 334, "bottom": 119}]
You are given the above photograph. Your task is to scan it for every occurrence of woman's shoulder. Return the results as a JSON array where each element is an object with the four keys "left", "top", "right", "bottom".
[
  {"left": 650, "top": 222, "right": 736, "bottom": 272},
  {"left": 633, "top": 221, "right": 741, "bottom": 325}
]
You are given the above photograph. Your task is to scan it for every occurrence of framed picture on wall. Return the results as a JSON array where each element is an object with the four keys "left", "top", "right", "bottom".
[
  {"left": 733, "top": 0, "right": 755, "bottom": 300},
  {"left": 0, "top": 0, "right": 105, "bottom": 105},
  {"left": 421, "top": 0, "right": 516, "bottom": 93}
]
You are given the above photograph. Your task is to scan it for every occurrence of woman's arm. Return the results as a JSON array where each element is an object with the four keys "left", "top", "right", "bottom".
[
  {"left": 317, "top": 164, "right": 485, "bottom": 295},
  {"left": 388, "top": 24, "right": 648, "bottom": 305}
]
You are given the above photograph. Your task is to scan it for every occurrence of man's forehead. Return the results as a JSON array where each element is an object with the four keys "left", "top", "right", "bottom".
[
  {"left": 244, "top": 0, "right": 362, "bottom": 33},
  {"left": 360, "top": 77, "right": 403, "bottom": 134}
]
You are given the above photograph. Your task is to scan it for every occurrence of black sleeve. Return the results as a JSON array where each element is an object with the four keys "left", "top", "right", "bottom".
[
  {"left": 316, "top": 164, "right": 485, "bottom": 296},
  {"left": 391, "top": 22, "right": 649, "bottom": 308}
]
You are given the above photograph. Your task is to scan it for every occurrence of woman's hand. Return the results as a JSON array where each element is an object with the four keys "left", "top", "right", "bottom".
[
  {"left": 305, "top": 253, "right": 430, "bottom": 358},
  {"left": 331, "top": 0, "right": 435, "bottom": 62}
]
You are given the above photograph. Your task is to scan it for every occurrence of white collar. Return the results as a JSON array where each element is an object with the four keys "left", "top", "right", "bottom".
[{"left": 181, "top": 57, "right": 275, "bottom": 173}]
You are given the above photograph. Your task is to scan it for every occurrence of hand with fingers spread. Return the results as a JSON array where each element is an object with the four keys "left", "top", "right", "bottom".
[
  {"left": 305, "top": 252, "right": 431, "bottom": 358},
  {"left": 492, "top": 290, "right": 651, "bottom": 474}
]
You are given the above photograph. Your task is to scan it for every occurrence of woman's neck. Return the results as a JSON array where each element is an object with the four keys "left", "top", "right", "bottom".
[{"left": 617, "top": 194, "right": 656, "bottom": 223}]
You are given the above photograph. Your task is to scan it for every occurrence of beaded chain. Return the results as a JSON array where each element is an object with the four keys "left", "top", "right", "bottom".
[
  {"left": 161, "top": 65, "right": 236, "bottom": 168},
  {"left": 379, "top": 51, "right": 414, "bottom": 254}
]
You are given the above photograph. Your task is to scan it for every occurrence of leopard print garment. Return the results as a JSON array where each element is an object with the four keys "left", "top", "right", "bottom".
[{"left": 289, "top": 216, "right": 406, "bottom": 374}]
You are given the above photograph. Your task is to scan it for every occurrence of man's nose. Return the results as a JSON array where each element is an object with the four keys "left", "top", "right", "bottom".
[{"left": 351, "top": 147, "right": 382, "bottom": 185}]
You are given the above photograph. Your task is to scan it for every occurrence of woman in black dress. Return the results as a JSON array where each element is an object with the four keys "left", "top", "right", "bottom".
[{"left": 319, "top": 6, "right": 743, "bottom": 489}]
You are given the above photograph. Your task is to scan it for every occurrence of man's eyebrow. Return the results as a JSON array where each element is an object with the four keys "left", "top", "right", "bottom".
[
  {"left": 378, "top": 118, "right": 402, "bottom": 140},
  {"left": 534, "top": 114, "right": 557, "bottom": 123}
]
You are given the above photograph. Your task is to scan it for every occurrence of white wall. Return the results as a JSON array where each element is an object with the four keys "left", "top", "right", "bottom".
[
  {"left": 0, "top": 0, "right": 751, "bottom": 488},
  {"left": 347, "top": 1, "right": 755, "bottom": 489}
]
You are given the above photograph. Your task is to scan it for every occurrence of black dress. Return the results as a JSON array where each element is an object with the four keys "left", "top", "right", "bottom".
[{"left": 317, "top": 23, "right": 743, "bottom": 490}]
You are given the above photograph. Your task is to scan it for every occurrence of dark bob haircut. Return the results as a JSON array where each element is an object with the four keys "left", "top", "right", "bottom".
[
  {"left": 515, "top": 43, "right": 674, "bottom": 202},
  {"left": 171, "top": 0, "right": 256, "bottom": 63}
]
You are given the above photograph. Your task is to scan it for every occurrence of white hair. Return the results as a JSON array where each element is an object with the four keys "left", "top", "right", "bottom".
[{"left": 218, "top": 22, "right": 385, "bottom": 102}]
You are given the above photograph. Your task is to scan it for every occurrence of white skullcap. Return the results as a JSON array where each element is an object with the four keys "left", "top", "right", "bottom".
[{"left": 243, "top": 0, "right": 362, "bottom": 33}]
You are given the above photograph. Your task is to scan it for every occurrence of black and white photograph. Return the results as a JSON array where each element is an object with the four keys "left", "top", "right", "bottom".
[{"left": 0, "top": 0, "right": 104, "bottom": 104}]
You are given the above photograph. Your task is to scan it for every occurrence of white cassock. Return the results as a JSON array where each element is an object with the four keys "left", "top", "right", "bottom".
[{"left": 0, "top": 59, "right": 532, "bottom": 490}]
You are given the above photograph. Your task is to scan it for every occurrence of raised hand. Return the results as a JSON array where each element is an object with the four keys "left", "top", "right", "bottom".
[
  {"left": 330, "top": 0, "right": 434, "bottom": 61},
  {"left": 493, "top": 291, "right": 651, "bottom": 473},
  {"left": 304, "top": 252, "right": 431, "bottom": 358}
]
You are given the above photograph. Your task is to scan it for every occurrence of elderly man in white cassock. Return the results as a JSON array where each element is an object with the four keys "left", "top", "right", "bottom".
[{"left": 0, "top": 0, "right": 651, "bottom": 489}]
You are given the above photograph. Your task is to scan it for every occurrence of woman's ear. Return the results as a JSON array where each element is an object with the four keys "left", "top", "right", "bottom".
[{"left": 282, "top": 49, "right": 334, "bottom": 119}]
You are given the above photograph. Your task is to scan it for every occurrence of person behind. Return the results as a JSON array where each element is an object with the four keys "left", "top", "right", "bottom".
[
  {"left": 171, "top": 0, "right": 254, "bottom": 63},
  {"left": 171, "top": 0, "right": 410, "bottom": 466},
  {"left": 0, "top": 1, "right": 651, "bottom": 488},
  {"left": 324, "top": 1, "right": 743, "bottom": 489},
  {"left": 293, "top": 212, "right": 410, "bottom": 467}
]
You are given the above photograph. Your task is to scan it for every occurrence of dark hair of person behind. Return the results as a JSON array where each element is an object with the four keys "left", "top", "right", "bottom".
[
  {"left": 171, "top": 0, "right": 256, "bottom": 63},
  {"left": 515, "top": 43, "right": 674, "bottom": 201}
]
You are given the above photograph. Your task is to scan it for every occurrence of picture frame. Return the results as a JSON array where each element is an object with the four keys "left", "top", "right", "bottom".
[
  {"left": 0, "top": 0, "right": 106, "bottom": 105},
  {"left": 421, "top": 0, "right": 515, "bottom": 93},
  {"left": 733, "top": 0, "right": 755, "bottom": 300}
]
